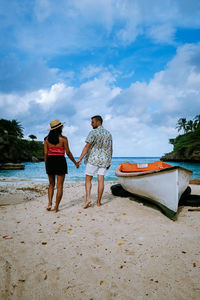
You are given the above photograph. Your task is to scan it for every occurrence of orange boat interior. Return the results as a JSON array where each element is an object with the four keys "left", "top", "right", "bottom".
[{"left": 119, "top": 161, "right": 173, "bottom": 173}]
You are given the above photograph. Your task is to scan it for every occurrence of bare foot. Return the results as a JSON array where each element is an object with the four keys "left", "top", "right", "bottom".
[
  {"left": 83, "top": 201, "right": 91, "bottom": 209},
  {"left": 53, "top": 207, "right": 59, "bottom": 212},
  {"left": 97, "top": 202, "right": 102, "bottom": 207},
  {"left": 46, "top": 205, "right": 52, "bottom": 211}
]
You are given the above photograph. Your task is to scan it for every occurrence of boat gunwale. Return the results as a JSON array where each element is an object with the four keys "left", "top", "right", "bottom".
[{"left": 116, "top": 165, "right": 193, "bottom": 177}]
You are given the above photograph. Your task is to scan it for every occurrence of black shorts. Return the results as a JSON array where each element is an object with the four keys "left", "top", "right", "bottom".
[{"left": 46, "top": 156, "right": 68, "bottom": 175}]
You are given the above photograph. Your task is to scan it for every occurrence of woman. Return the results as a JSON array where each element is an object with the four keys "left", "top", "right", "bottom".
[{"left": 44, "top": 119, "right": 78, "bottom": 212}]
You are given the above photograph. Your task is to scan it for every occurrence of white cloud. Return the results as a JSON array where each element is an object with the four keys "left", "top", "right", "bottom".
[
  {"left": 80, "top": 65, "right": 104, "bottom": 80},
  {"left": 34, "top": 0, "right": 51, "bottom": 22},
  {"left": 111, "top": 42, "right": 200, "bottom": 123},
  {"left": 1, "top": 0, "right": 200, "bottom": 56},
  {"left": 147, "top": 24, "right": 176, "bottom": 44},
  {"left": 106, "top": 42, "right": 200, "bottom": 155},
  {"left": 35, "top": 83, "right": 74, "bottom": 109},
  {"left": 122, "top": 71, "right": 135, "bottom": 79},
  {"left": 62, "top": 125, "right": 78, "bottom": 136},
  {"left": 0, "top": 68, "right": 121, "bottom": 148},
  {"left": 1, "top": 42, "right": 200, "bottom": 156},
  {"left": 0, "top": 55, "right": 59, "bottom": 93},
  {"left": 0, "top": 93, "right": 30, "bottom": 117}
]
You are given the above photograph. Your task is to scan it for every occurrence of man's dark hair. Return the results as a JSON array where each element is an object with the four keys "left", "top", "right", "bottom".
[{"left": 91, "top": 115, "right": 103, "bottom": 124}]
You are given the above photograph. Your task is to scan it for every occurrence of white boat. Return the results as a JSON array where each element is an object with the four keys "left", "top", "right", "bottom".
[{"left": 116, "top": 161, "right": 192, "bottom": 219}]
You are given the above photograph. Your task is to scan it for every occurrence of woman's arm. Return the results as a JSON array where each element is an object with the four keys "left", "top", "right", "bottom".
[
  {"left": 44, "top": 139, "right": 48, "bottom": 165},
  {"left": 63, "top": 137, "right": 78, "bottom": 166}
]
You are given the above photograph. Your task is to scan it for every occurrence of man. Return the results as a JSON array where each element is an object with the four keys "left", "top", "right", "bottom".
[{"left": 78, "top": 115, "right": 112, "bottom": 208}]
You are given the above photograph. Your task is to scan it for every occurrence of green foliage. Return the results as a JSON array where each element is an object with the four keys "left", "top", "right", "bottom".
[
  {"left": 0, "top": 119, "right": 43, "bottom": 163},
  {"left": 176, "top": 118, "right": 187, "bottom": 133},
  {"left": 169, "top": 138, "right": 175, "bottom": 145},
  {"left": 176, "top": 115, "right": 200, "bottom": 134},
  {"left": 170, "top": 126, "right": 200, "bottom": 156},
  {"left": 0, "top": 119, "right": 24, "bottom": 138},
  {"left": 29, "top": 134, "right": 37, "bottom": 141},
  {"left": 163, "top": 115, "right": 200, "bottom": 161},
  {"left": 0, "top": 134, "right": 44, "bottom": 163},
  {"left": 18, "top": 139, "right": 44, "bottom": 160}
]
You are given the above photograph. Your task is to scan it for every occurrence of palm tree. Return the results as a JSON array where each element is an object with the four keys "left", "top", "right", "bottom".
[
  {"left": 0, "top": 119, "right": 9, "bottom": 136},
  {"left": 0, "top": 119, "right": 24, "bottom": 137},
  {"left": 186, "top": 120, "right": 194, "bottom": 132},
  {"left": 10, "top": 120, "right": 24, "bottom": 138},
  {"left": 169, "top": 138, "right": 175, "bottom": 145},
  {"left": 176, "top": 118, "right": 187, "bottom": 133},
  {"left": 29, "top": 134, "right": 37, "bottom": 141},
  {"left": 193, "top": 115, "right": 200, "bottom": 130}
]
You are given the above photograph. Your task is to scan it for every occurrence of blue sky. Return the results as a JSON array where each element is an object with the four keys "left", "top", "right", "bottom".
[{"left": 0, "top": 0, "right": 200, "bottom": 156}]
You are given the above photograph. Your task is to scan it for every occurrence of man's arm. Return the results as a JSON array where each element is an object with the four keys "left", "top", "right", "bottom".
[
  {"left": 107, "top": 142, "right": 113, "bottom": 169},
  {"left": 77, "top": 143, "right": 91, "bottom": 165}
]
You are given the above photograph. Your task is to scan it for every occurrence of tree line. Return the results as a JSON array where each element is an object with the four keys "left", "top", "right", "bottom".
[
  {"left": 0, "top": 119, "right": 37, "bottom": 140},
  {"left": 0, "top": 119, "right": 43, "bottom": 163},
  {"left": 176, "top": 115, "right": 200, "bottom": 134}
]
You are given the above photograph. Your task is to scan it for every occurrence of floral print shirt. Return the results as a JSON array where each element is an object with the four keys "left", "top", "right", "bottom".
[{"left": 84, "top": 126, "right": 112, "bottom": 168}]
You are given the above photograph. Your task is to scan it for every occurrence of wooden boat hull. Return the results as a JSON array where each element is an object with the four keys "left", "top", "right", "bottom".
[
  {"left": 116, "top": 165, "right": 192, "bottom": 219},
  {"left": 0, "top": 163, "right": 25, "bottom": 170}
]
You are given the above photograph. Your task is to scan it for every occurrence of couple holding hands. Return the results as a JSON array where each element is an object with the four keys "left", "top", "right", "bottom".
[{"left": 44, "top": 115, "right": 113, "bottom": 212}]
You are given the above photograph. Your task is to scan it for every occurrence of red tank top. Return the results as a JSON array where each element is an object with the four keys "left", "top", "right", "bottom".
[{"left": 48, "top": 147, "right": 65, "bottom": 156}]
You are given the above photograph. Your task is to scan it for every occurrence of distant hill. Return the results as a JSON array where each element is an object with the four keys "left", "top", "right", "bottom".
[
  {"left": 161, "top": 116, "right": 200, "bottom": 162},
  {"left": 0, "top": 119, "right": 44, "bottom": 163},
  {"left": 0, "top": 135, "right": 44, "bottom": 163}
]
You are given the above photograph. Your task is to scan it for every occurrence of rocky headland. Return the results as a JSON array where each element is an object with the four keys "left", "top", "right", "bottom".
[
  {"left": 161, "top": 150, "right": 200, "bottom": 162},
  {"left": 0, "top": 135, "right": 44, "bottom": 165},
  {"left": 161, "top": 127, "right": 200, "bottom": 162}
]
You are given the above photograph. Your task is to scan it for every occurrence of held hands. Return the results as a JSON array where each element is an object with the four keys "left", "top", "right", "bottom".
[
  {"left": 77, "top": 158, "right": 82, "bottom": 168},
  {"left": 75, "top": 161, "right": 79, "bottom": 168},
  {"left": 75, "top": 158, "right": 82, "bottom": 168}
]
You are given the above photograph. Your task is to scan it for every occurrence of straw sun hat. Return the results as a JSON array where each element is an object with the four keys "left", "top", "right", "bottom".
[{"left": 48, "top": 119, "right": 65, "bottom": 131}]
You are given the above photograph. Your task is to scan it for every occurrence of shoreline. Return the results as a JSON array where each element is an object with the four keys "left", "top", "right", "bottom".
[
  {"left": 1, "top": 177, "right": 200, "bottom": 207},
  {"left": 0, "top": 176, "right": 115, "bottom": 183},
  {"left": 1, "top": 157, "right": 200, "bottom": 184},
  {"left": 0, "top": 177, "right": 117, "bottom": 206}
]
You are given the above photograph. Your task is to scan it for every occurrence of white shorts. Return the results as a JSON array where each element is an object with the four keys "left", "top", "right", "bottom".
[{"left": 85, "top": 163, "right": 107, "bottom": 176}]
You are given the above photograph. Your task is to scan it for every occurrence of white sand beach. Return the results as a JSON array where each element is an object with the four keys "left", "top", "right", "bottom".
[{"left": 0, "top": 179, "right": 200, "bottom": 300}]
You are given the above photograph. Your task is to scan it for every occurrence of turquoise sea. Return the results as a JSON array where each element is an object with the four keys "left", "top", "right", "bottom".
[{"left": 0, "top": 157, "right": 200, "bottom": 181}]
